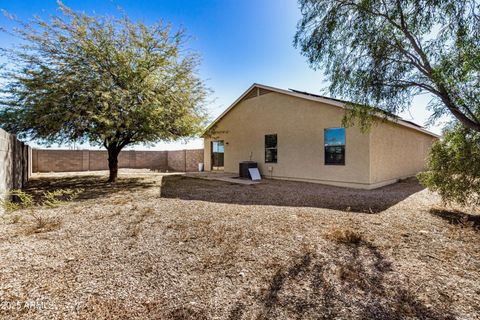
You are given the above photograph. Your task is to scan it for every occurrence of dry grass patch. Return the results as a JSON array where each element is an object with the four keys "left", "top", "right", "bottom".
[
  {"left": 0, "top": 170, "right": 478, "bottom": 319},
  {"left": 23, "top": 213, "right": 62, "bottom": 235},
  {"left": 165, "top": 219, "right": 245, "bottom": 270},
  {"left": 2, "top": 213, "right": 22, "bottom": 224},
  {"left": 126, "top": 206, "right": 156, "bottom": 237},
  {"left": 326, "top": 227, "right": 364, "bottom": 245},
  {"left": 1, "top": 188, "right": 82, "bottom": 236},
  {"left": 252, "top": 240, "right": 455, "bottom": 320}
]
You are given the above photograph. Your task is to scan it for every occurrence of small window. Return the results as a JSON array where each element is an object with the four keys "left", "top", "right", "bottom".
[
  {"left": 324, "top": 128, "right": 345, "bottom": 165},
  {"left": 265, "top": 134, "right": 277, "bottom": 163},
  {"left": 212, "top": 141, "right": 224, "bottom": 153}
]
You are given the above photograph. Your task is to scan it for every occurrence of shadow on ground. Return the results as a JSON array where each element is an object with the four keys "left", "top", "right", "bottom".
[
  {"left": 24, "top": 175, "right": 156, "bottom": 203},
  {"left": 228, "top": 240, "right": 455, "bottom": 320},
  {"left": 160, "top": 176, "right": 424, "bottom": 213},
  {"left": 430, "top": 208, "right": 480, "bottom": 232}
]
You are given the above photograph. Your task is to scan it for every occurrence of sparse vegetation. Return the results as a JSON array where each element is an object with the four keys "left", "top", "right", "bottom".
[
  {"left": 1, "top": 188, "right": 82, "bottom": 212},
  {"left": 24, "top": 214, "right": 62, "bottom": 235},
  {"left": 1, "top": 189, "right": 34, "bottom": 212},
  {"left": 418, "top": 125, "right": 480, "bottom": 206},
  {"left": 126, "top": 206, "right": 156, "bottom": 237},
  {"left": 0, "top": 170, "right": 478, "bottom": 319},
  {"left": 326, "top": 227, "right": 364, "bottom": 245},
  {"left": 42, "top": 188, "right": 83, "bottom": 208},
  {"left": 1, "top": 187, "right": 81, "bottom": 235}
]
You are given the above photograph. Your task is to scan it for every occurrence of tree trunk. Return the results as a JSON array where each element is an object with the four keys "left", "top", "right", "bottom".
[{"left": 107, "top": 148, "right": 120, "bottom": 183}]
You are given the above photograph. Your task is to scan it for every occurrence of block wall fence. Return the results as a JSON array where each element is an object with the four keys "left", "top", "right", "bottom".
[{"left": 32, "top": 149, "right": 204, "bottom": 173}]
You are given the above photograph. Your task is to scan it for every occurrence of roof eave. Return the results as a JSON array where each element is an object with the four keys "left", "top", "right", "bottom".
[{"left": 202, "top": 83, "right": 440, "bottom": 139}]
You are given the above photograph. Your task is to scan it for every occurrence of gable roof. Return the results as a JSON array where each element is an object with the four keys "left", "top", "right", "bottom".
[{"left": 203, "top": 83, "right": 440, "bottom": 138}]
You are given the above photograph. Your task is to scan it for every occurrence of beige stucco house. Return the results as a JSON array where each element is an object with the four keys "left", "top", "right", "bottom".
[{"left": 203, "top": 84, "right": 439, "bottom": 189}]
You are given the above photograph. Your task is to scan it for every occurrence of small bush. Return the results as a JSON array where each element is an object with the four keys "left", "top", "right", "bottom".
[
  {"left": 1, "top": 188, "right": 80, "bottom": 234},
  {"left": 2, "top": 188, "right": 82, "bottom": 212},
  {"left": 326, "top": 228, "right": 363, "bottom": 245},
  {"left": 1, "top": 190, "right": 34, "bottom": 212},
  {"left": 418, "top": 125, "right": 480, "bottom": 206},
  {"left": 42, "top": 188, "right": 83, "bottom": 207}
]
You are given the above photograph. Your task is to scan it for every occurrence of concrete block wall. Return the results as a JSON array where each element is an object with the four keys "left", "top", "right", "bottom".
[
  {"left": 167, "top": 149, "right": 204, "bottom": 172},
  {"left": 32, "top": 149, "right": 84, "bottom": 172},
  {"left": 87, "top": 151, "right": 132, "bottom": 171},
  {"left": 135, "top": 151, "right": 168, "bottom": 170},
  {"left": 186, "top": 149, "right": 204, "bottom": 172},
  {"left": 87, "top": 151, "right": 108, "bottom": 171},
  {"left": 33, "top": 149, "right": 203, "bottom": 173},
  {"left": 167, "top": 150, "right": 187, "bottom": 172},
  {"left": 0, "top": 128, "right": 31, "bottom": 194}
]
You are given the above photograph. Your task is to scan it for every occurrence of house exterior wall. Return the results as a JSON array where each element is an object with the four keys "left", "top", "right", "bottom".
[
  {"left": 204, "top": 91, "right": 372, "bottom": 188},
  {"left": 369, "top": 121, "right": 436, "bottom": 188},
  {"left": 204, "top": 90, "right": 437, "bottom": 189}
]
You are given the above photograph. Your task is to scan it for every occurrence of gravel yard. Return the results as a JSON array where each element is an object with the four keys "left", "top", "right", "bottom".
[{"left": 0, "top": 170, "right": 479, "bottom": 319}]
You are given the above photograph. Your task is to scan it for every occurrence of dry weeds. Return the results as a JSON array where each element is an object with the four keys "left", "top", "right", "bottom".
[
  {"left": 325, "top": 227, "right": 364, "bottom": 245},
  {"left": 0, "top": 170, "right": 478, "bottom": 319},
  {"left": 23, "top": 214, "right": 62, "bottom": 235}
]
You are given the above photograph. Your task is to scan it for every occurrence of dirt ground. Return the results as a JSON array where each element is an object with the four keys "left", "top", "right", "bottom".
[{"left": 0, "top": 170, "right": 479, "bottom": 319}]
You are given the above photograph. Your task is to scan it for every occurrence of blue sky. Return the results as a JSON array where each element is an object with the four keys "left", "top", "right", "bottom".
[{"left": 0, "top": 0, "right": 447, "bottom": 150}]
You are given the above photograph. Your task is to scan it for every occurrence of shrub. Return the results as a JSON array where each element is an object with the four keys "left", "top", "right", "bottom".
[
  {"left": 42, "top": 188, "right": 82, "bottom": 207},
  {"left": 1, "top": 188, "right": 81, "bottom": 234},
  {"left": 418, "top": 125, "right": 480, "bottom": 206},
  {"left": 1, "top": 190, "right": 34, "bottom": 212}
]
